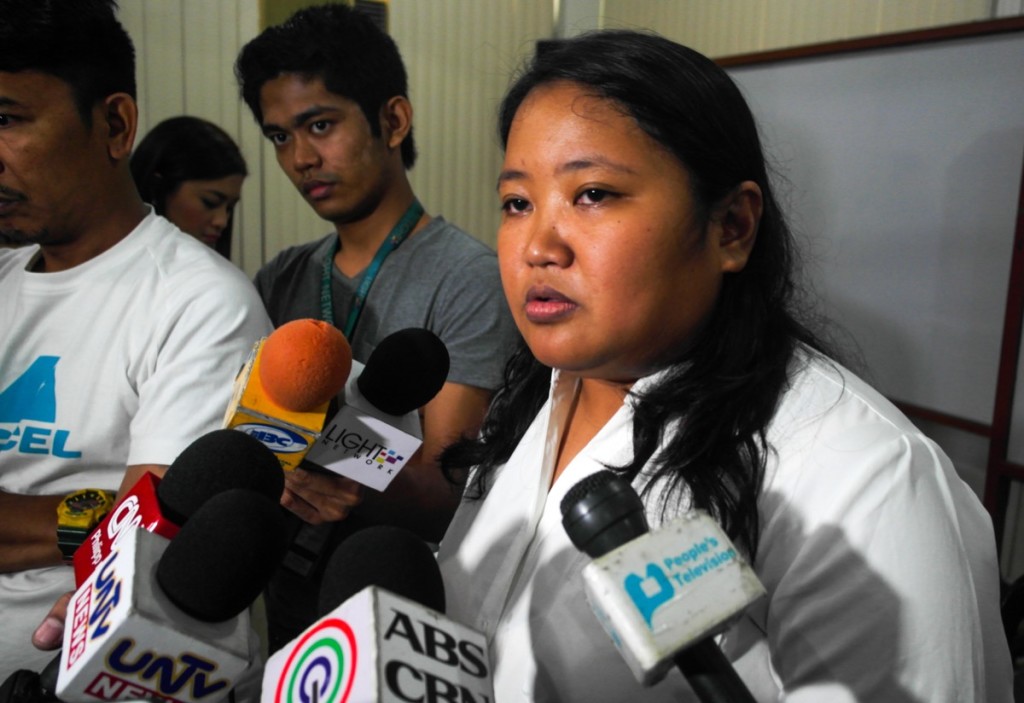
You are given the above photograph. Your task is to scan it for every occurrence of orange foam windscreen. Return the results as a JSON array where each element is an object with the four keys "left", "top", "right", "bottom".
[{"left": 258, "top": 319, "right": 352, "bottom": 411}]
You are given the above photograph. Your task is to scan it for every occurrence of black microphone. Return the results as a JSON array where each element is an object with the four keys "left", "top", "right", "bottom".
[
  {"left": 261, "top": 526, "right": 493, "bottom": 702},
  {"left": 304, "top": 328, "right": 450, "bottom": 491},
  {"left": 73, "top": 428, "right": 285, "bottom": 584},
  {"left": 57, "top": 489, "right": 288, "bottom": 702},
  {"left": 356, "top": 328, "right": 450, "bottom": 416},
  {"left": 156, "top": 488, "right": 289, "bottom": 623},
  {"left": 317, "top": 525, "right": 446, "bottom": 616},
  {"left": 561, "top": 470, "right": 759, "bottom": 703}
]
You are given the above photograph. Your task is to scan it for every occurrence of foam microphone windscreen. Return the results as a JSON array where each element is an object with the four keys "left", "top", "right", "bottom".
[
  {"left": 318, "top": 525, "right": 446, "bottom": 616},
  {"left": 561, "top": 469, "right": 648, "bottom": 559},
  {"left": 260, "top": 319, "right": 352, "bottom": 411},
  {"left": 156, "top": 488, "right": 288, "bottom": 622},
  {"left": 357, "top": 328, "right": 450, "bottom": 415},
  {"left": 157, "top": 428, "right": 285, "bottom": 524}
]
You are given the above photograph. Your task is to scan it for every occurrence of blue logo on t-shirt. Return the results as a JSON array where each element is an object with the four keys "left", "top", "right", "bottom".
[{"left": 0, "top": 356, "right": 81, "bottom": 457}]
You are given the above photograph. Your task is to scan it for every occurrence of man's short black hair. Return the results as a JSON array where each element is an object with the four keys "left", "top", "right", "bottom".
[
  {"left": 236, "top": 2, "right": 417, "bottom": 169},
  {"left": 0, "top": 0, "right": 136, "bottom": 125}
]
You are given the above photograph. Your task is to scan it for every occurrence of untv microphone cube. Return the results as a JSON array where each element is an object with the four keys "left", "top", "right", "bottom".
[
  {"left": 59, "top": 529, "right": 251, "bottom": 703},
  {"left": 304, "top": 360, "right": 423, "bottom": 491},
  {"left": 262, "top": 586, "right": 493, "bottom": 703},
  {"left": 71, "top": 472, "right": 178, "bottom": 586},
  {"left": 581, "top": 510, "right": 766, "bottom": 685}
]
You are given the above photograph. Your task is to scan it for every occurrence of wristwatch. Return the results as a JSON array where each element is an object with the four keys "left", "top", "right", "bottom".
[{"left": 56, "top": 489, "right": 116, "bottom": 563}]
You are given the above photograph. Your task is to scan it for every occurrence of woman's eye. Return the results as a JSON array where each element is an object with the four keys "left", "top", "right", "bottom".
[
  {"left": 577, "top": 188, "right": 612, "bottom": 205},
  {"left": 501, "top": 197, "right": 530, "bottom": 215}
]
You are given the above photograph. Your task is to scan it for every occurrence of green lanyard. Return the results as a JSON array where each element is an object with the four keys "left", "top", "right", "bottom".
[{"left": 320, "top": 199, "right": 424, "bottom": 339}]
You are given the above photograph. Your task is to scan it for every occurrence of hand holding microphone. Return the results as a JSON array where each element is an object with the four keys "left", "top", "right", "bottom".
[
  {"left": 278, "top": 327, "right": 450, "bottom": 531},
  {"left": 561, "top": 470, "right": 762, "bottom": 703}
]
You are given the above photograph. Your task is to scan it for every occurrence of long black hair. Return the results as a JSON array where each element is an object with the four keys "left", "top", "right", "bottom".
[
  {"left": 441, "top": 30, "right": 831, "bottom": 559},
  {"left": 130, "top": 116, "right": 247, "bottom": 258}
]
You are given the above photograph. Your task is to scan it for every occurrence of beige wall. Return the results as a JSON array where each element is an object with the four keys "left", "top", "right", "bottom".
[
  {"left": 118, "top": 0, "right": 553, "bottom": 276},
  {"left": 119, "top": 0, "right": 1016, "bottom": 277},
  {"left": 601, "top": 0, "right": 998, "bottom": 57}
]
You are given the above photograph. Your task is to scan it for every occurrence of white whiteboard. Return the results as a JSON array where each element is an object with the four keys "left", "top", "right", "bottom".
[{"left": 726, "top": 29, "right": 1024, "bottom": 436}]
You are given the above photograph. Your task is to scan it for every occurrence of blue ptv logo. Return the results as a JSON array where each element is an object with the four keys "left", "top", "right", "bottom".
[
  {"left": 624, "top": 564, "right": 675, "bottom": 629},
  {"left": 0, "top": 356, "right": 82, "bottom": 457}
]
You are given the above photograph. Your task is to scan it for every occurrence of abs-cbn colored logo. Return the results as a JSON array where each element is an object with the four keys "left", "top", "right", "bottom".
[
  {"left": 274, "top": 619, "right": 358, "bottom": 703},
  {"left": 236, "top": 423, "right": 309, "bottom": 454}
]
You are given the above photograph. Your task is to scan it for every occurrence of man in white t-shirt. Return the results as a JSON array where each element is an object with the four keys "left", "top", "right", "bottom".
[{"left": 0, "top": 0, "right": 271, "bottom": 675}]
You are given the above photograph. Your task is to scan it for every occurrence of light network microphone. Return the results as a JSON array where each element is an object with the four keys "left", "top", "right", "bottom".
[
  {"left": 261, "top": 525, "right": 493, "bottom": 703},
  {"left": 560, "top": 471, "right": 763, "bottom": 703},
  {"left": 304, "top": 328, "right": 450, "bottom": 491},
  {"left": 57, "top": 489, "right": 289, "bottom": 703},
  {"left": 224, "top": 319, "right": 353, "bottom": 471},
  {"left": 72, "top": 428, "right": 285, "bottom": 585}
]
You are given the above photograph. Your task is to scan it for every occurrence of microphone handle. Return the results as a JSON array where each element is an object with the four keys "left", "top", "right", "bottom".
[{"left": 674, "top": 639, "right": 757, "bottom": 703}]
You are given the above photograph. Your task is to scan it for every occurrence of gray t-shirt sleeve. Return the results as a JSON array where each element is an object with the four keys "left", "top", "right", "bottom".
[
  {"left": 252, "top": 234, "right": 334, "bottom": 328},
  {"left": 422, "top": 249, "right": 518, "bottom": 391}
]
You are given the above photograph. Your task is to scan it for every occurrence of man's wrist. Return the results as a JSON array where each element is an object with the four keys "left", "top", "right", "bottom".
[{"left": 56, "top": 489, "right": 115, "bottom": 563}]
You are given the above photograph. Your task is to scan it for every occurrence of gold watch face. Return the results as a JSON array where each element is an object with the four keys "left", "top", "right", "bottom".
[{"left": 59, "top": 489, "right": 115, "bottom": 528}]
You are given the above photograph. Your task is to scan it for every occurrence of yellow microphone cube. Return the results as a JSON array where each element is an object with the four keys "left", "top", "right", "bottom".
[{"left": 222, "top": 339, "right": 329, "bottom": 472}]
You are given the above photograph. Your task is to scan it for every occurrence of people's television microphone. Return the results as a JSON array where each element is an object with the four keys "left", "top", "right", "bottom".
[
  {"left": 72, "top": 428, "right": 284, "bottom": 585},
  {"left": 304, "top": 328, "right": 449, "bottom": 491},
  {"left": 57, "top": 489, "right": 288, "bottom": 703},
  {"left": 224, "top": 318, "right": 352, "bottom": 470},
  {"left": 561, "top": 470, "right": 763, "bottom": 703},
  {"left": 261, "top": 525, "right": 493, "bottom": 703}
]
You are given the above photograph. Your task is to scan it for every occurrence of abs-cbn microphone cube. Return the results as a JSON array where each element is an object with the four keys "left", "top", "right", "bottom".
[
  {"left": 262, "top": 586, "right": 493, "bottom": 703},
  {"left": 305, "top": 360, "right": 423, "bottom": 492},
  {"left": 582, "top": 510, "right": 766, "bottom": 685},
  {"left": 59, "top": 528, "right": 251, "bottom": 703}
]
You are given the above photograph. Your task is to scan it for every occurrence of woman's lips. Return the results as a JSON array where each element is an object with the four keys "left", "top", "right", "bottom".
[{"left": 524, "top": 285, "right": 577, "bottom": 322}]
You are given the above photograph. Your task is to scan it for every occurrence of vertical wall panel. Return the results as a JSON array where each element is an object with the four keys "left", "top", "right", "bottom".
[
  {"left": 390, "top": 0, "right": 555, "bottom": 248},
  {"left": 138, "top": 3, "right": 186, "bottom": 127}
]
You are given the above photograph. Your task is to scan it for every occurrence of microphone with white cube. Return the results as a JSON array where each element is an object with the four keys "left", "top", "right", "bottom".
[
  {"left": 56, "top": 489, "right": 288, "bottom": 703},
  {"left": 561, "top": 470, "right": 763, "bottom": 703},
  {"left": 261, "top": 525, "right": 493, "bottom": 703},
  {"left": 304, "top": 328, "right": 450, "bottom": 491}
]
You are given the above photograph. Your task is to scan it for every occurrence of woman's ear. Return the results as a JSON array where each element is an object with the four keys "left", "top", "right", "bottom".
[
  {"left": 713, "top": 180, "right": 763, "bottom": 273},
  {"left": 380, "top": 95, "right": 413, "bottom": 152}
]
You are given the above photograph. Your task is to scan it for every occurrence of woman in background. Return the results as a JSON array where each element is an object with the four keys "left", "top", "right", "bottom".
[
  {"left": 131, "top": 115, "right": 246, "bottom": 258},
  {"left": 437, "top": 30, "right": 1011, "bottom": 702}
]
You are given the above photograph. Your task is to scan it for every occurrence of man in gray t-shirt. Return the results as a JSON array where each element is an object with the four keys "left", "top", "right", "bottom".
[
  {"left": 255, "top": 218, "right": 513, "bottom": 388},
  {"left": 237, "top": 4, "right": 518, "bottom": 650}
]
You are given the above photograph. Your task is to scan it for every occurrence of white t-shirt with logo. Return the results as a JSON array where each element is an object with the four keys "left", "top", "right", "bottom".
[{"left": 0, "top": 211, "right": 271, "bottom": 675}]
